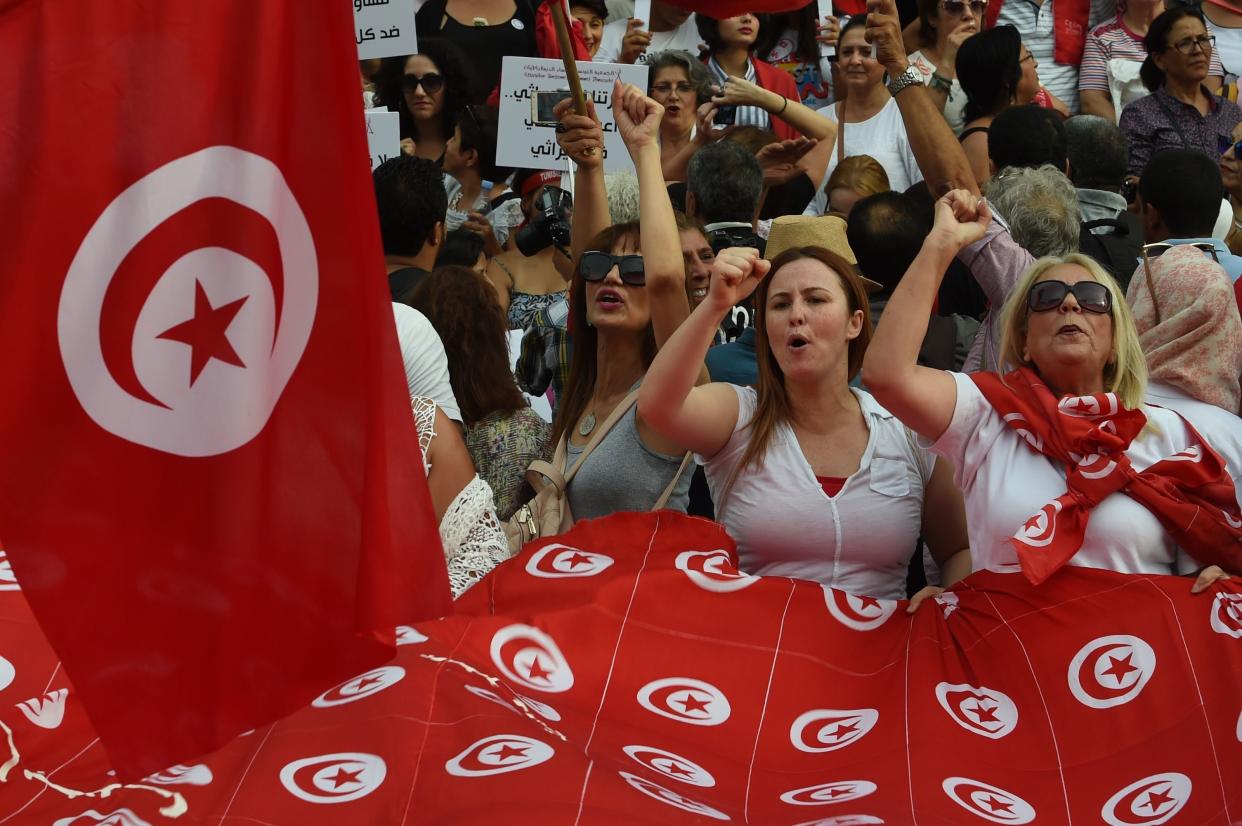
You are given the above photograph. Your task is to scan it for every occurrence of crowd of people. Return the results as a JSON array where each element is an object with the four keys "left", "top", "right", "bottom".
[{"left": 367, "top": 0, "right": 1242, "bottom": 599}]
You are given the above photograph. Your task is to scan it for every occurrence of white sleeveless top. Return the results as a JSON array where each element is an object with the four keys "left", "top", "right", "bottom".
[{"left": 699, "top": 385, "right": 936, "bottom": 600}]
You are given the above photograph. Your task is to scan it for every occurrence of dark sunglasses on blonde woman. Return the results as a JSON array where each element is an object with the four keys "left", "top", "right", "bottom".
[
  {"left": 941, "top": 0, "right": 987, "bottom": 14},
  {"left": 1026, "top": 280, "right": 1112, "bottom": 314}
]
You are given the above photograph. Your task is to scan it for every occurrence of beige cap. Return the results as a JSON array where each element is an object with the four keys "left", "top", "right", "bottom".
[{"left": 764, "top": 215, "right": 883, "bottom": 293}]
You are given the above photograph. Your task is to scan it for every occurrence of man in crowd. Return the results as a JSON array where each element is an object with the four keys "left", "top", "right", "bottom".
[
  {"left": 374, "top": 155, "right": 446, "bottom": 306},
  {"left": 1066, "top": 114, "right": 1144, "bottom": 286},
  {"left": 373, "top": 156, "right": 460, "bottom": 422}
]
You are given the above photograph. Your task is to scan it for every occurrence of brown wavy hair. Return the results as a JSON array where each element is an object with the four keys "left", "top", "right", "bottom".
[
  {"left": 550, "top": 222, "right": 653, "bottom": 447},
  {"left": 409, "top": 266, "right": 527, "bottom": 424},
  {"left": 721, "top": 246, "right": 873, "bottom": 505}
]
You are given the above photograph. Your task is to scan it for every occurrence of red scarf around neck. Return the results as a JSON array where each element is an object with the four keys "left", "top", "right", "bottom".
[
  {"left": 984, "top": 0, "right": 1093, "bottom": 67},
  {"left": 972, "top": 368, "right": 1242, "bottom": 585}
]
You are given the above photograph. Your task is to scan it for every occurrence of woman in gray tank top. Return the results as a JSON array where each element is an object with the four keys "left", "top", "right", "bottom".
[{"left": 546, "top": 81, "right": 697, "bottom": 522}]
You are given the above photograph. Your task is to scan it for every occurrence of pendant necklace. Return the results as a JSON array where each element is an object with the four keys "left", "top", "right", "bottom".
[{"left": 579, "top": 411, "right": 597, "bottom": 437}]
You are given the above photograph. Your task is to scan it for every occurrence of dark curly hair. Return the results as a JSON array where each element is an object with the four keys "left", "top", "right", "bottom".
[
  {"left": 373, "top": 39, "right": 473, "bottom": 142},
  {"left": 458, "top": 105, "right": 510, "bottom": 183},
  {"left": 409, "top": 266, "right": 527, "bottom": 424}
]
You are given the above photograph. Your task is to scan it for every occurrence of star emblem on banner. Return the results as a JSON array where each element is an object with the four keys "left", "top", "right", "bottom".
[
  {"left": 489, "top": 743, "right": 530, "bottom": 762},
  {"left": 157, "top": 280, "right": 248, "bottom": 386},
  {"left": 677, "top": 693, "right": 710, "bottom": 714},
  {"left": 1101, "top": 653, "right": 1138, "bottom": 685},
  {"left": 325, "top": 767, "right": 364, "bottom": 788}
]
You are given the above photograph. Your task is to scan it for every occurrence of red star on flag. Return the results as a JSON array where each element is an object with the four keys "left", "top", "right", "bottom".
[
  {"left": 1101, "top": 653, "right": 1138, "bottom": 684},
  {"left": 1142, "top": 787, "right": 1175, "bottom": 812},
  {"left": 828, "top": 721, "right": 859, "bottom": 740},
  {"left": 489, "top": 743, "right": 529, "bottom": 762},
  {"left": 348, "top": 675, "right": 383, "bottom": 693},
  {"left": 677, "top": 693, "right": 710, "bottom": 714},
  {"left": 325, "top": 767, "right": 363, "bottom": 788},
  {"left": 982, "top": 794, "right": 1015, "bottom": 814},
  {"left": 1071, "top": 398, "right": 1095, "bottom": 413},
  {"left": 156, "top": 280, "right": 248, "bottom": 386},
  {"left": 969, "top": 701, "right": 1000, "bottom": 724},
  {"left": 855, "top": 596, "right": 881, "bottom": 612},
  {"left": 662, "top": 761, "right": 694, "bottom": 778},
  {"left": 525, "top": 656, "right": 553, "bottom": 682},
  {"left": 563, "top": 552, "right": 593, "bottom": 569}
]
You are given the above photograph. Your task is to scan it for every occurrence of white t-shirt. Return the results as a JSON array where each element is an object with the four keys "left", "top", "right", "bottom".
[
  {"left": 392, "top": 303, "right": 462, "bottom": 422},
  {"left": 1146, "top": 381, "right": 1242, "bottom": 507},
  {"left": 927, "top": 372, "right": 1204, "bottom": 576},
  {"left": 594, "top": 14, "right": 705, "bottom": 64},
  {"left": 699, "top": 385, "right": 936, "bottom": 600},
  {"left": 804, "top": 97, "right": 924, "bottom": 215},
  {"left": 908, "top": 50, "right": 968, "bottom": 134}
]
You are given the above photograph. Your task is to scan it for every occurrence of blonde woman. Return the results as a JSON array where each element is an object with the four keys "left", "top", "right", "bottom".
[
  {"left": 823, "top": 155, "right": 891, "bottom": 218},
  {"left": 864, "top": 189, "right": 1242, "bottom": 589}
]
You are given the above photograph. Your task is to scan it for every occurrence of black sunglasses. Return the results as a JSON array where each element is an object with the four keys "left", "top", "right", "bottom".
[
  {"left": 1027, "top": 280, "right": 1112, "bottom": 314},
  {"left": 403, "top": 72, "right": 445, "bottom": 94},
  {"left": 580, "top": 251, "right": 645, "bottom": 286}
]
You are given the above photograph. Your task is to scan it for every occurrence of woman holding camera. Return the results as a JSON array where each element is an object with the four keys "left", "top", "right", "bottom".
[
  {"left": 485, "top": 168, "right": 572, "bottom": 332},
  {"left": 541, "top": 82, "right": 697, "bottom": 522},
  {"left": 695, "top": 13, "right": 802, "bottom": 140}
]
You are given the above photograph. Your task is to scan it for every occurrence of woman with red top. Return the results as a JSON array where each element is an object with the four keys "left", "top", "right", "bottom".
[{"left": 695, "top": 13, "right": 803, "bottom": 141}]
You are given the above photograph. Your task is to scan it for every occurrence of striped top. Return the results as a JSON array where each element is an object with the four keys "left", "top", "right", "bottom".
[
  {"left": 707, "top": 56, "right": 772, "bottom": 131},
  {"left": 1080, "top": 16, "right": 1224, "bottom": 91}
]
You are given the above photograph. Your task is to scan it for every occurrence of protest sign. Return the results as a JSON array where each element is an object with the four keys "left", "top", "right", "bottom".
[
  {"left": 496, "top": 56, "right": 649, "bottom": 174},
  {"left": 365, "top": 109, "right": 401, "bottom": 170},
  {"left": 353, "top": 0, "right": 418, "bottom": 60},
  {"left": 818, "top": 0, "right": 834, "bottom": 57}
]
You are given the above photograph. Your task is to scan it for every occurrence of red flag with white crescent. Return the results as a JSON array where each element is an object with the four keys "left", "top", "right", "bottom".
[{"left": 0, "top": 0, "right": 450, "bottom": 778}]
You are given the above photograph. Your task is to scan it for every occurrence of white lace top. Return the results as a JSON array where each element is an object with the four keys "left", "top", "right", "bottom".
[{"left": 412, "top": 397, "right": 513, "bottom": 597}]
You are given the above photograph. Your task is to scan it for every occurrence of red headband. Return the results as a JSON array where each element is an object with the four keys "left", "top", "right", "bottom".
[{"left": 519, "top": 170, "right": 562, "bottom": 199}]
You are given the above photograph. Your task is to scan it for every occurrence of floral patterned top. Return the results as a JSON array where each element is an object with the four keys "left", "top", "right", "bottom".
[{"left": 464, "top": 407, "right": 552, "bottom": 521}]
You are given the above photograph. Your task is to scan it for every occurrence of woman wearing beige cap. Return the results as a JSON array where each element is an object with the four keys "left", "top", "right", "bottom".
[{"left": 638, "top": 220, "right": 970, "bottom": 607}]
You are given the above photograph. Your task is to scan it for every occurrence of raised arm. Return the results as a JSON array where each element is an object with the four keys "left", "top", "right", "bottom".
[
  {"left": 612, "top": 80, "right": 690, "bottom": 350},
  {"left": 866, "top": 0, "right": 979, "bottom": 196},
  {"left": 712, "top": 74, "right": 839, "bottom": 142},
  {"left": 638, "top": 248, "right": 770, "bottom": 457},
  {"left": 863, "top": 190, "right": 989, "bottom": 441},
  {"left": 661, "top": 104, "right": 731, "bottom": 183},
  {"left": 554, "top": 97, "right": 610, "bottom": 275}
]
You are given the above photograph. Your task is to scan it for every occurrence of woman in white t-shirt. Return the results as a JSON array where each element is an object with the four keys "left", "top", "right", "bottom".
[
  {"left": 804, "top": 15, "right": 923, "bottom": 215},
  {"left": 864, "top": 189, "right": 1242, "bottom": 590},
  {"left": 638, "top": 245, "right": 971, "bottom": 605}
]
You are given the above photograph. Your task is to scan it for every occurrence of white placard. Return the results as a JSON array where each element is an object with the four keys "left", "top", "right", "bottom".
[
  {"left": 633, "top": 0, "right": 652, "bottom": 27},
  {"left": 496, "top": 56, "right": 649, "bottom": 174},
  {"left": 353, "top": 0, "right": 418, "bottom": 60},
  {"left": 364, "top": 110, "right": 401, "bottom": 170},
  {"left": 818, "top": 0, "right": 835, "bottom": 58}
]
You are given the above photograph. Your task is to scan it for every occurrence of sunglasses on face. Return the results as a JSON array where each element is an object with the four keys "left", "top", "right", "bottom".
[
  {"left": 580, "top": 251, "right": 646, "bottom": 286},
  {"left": 1219, "top": 136, "right": 1242, "bottom": 157},
  {"left": 1027, "top": 280, "right": 1112, "bottom": 314},
  {"left": 403, "top": 72, "right": 445, "bottom": 94},
  {"left": 941, "top": 0, "right": 987, "bottom": 15},
  {"left": 1172, "top": 34, "right": 1215, "bottom": 55}
]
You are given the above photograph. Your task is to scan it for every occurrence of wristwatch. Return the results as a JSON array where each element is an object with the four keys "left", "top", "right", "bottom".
[{"left": 886, "top": 65, "right": 922, "bottom": 97}]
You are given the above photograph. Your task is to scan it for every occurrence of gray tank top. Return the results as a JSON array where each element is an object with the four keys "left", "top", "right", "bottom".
[{"left": 565, "top": 399, "right": 691, "bottom": 522}]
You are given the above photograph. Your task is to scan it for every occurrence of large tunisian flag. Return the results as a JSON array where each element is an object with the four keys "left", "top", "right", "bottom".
[
  {"left": 1, "top": 513, "right": 1241, "bottom": 823},
  {"left": 0, "top": 1, "right": 450, "bottom": 778}
]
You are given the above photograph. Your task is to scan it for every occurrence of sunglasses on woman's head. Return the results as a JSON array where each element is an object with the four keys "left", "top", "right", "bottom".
[
  {"left": 580, "top": 251, "right": 646, "bottom": 286},
  {"left": 1027, "top": 280, "right": 1112, "bottom": 314},
  {"left": 403, "top": 72, "right": 445, "bottom": 94}
]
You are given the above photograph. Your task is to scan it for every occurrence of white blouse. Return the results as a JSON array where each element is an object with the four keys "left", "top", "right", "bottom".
[
  {"left": 700, "top": 385, "right": 936, "bottom": 600},
  {"left": 927, "top": 372, "right": 1204, "bottom": 576}
]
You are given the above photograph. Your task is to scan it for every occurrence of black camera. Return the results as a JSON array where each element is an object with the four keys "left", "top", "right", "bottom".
[
  {"left": 714, "top": 104, "right": 738, "bottom": 126},
  {"left": 706, "top": 225, "right": 764, "bottom": 256},
  {"left": 516, "top": 186, "right": 573, "bottom": 256}
]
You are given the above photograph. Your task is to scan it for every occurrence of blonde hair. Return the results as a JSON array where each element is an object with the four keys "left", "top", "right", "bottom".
[
  {"left": 826, "top": 155, "right": 891, "bottom": 200},
  {"left": 997, "top": 254, "right": 1148, "bottom": 409}
]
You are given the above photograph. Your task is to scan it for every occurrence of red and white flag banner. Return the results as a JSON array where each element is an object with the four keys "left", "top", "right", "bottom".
[
  {"left": 1, "top": 512, "right": 1240, "bottom": 824},
  {"left": 0, "top": 0, "right": 450, "bottom": 778}
]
